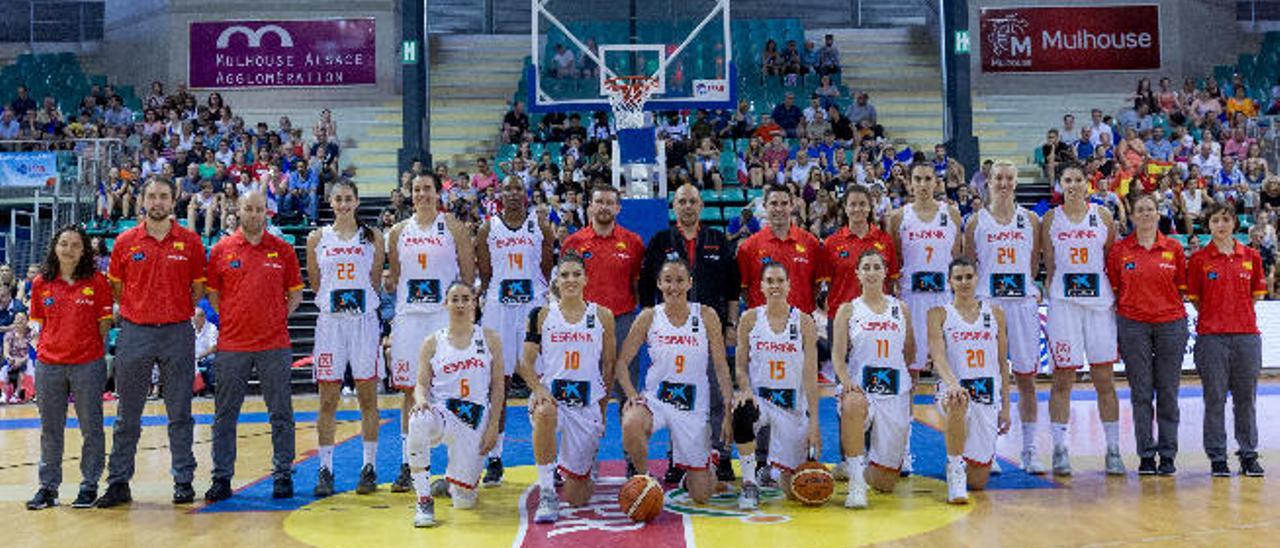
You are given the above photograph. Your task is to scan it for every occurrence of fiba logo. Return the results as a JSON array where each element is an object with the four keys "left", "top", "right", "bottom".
[{"left": 215, "top": 24, "right": 294, "bottom": 49}]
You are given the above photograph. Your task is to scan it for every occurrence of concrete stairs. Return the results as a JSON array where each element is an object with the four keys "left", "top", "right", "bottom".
[
  {"left": 426, "top": 34, "right": 528, "bottom": 175},
  {"left": 971, "top": 92, "right": 1132, "bottom": 177},
  {"left": 853, "top": 0, "right": 929, "bottom": 28}
]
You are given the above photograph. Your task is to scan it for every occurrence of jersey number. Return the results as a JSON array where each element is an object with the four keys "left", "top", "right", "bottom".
[
  {"left": 507, "top": 253, "right": 524, "bottom": 271},
  {"left": 675, "top": 355, "right": 685, "bottom": 374},
  {"left": 876, "top": 339, "right": 890, "bottom": 359},
  {"left": 924, "top": 245, "right": 934, "bottom": 263},
  {"left": 769, "top": 360, "right": 786, "bottom": 380},
  {"left": 563, "top": 351, "right": 580, "bottom": 370},
  {"left": 965, "top": 349, "right": 986, "bottom": 369},
  {"left": 336, "top": 263, "right": 356, "bottom": 280},
  {"left": 1068, "top": 247, "right": 1089, "bottom": 265},
  {"left": 997, "top": 247, "right": 1017, "bottom": 265},
  {"left": 417, "top": 253, "right": 428, "bottom": 270},
  {"left": 460, "top": 378, "right": 471, "bottom": 398}
]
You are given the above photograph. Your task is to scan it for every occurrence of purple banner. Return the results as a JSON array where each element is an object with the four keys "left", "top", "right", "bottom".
[{"left": 189, "top": 19, "right": 376, "bottom": 89}]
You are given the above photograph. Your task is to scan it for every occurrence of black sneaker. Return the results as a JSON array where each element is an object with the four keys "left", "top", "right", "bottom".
[
  {"left": 1241, "top": 456, "right": 1265, "bottom": 477},
  {"left": 272, "top": 477, "right": 294, "bottom": 499},
  {"left": 553, "top": 469, "right": 564, "bottom": 487},
  {"left": 483, "top": 457, "right": 505, "bottom": 487},
  {"left": 71, "top": 486, "right": 97, "bottom": 508},
  {"left": 204, "top": 479, "right": 233, "bottom": 502},
  {"left": 26, "top": 488, "right": 58, "bottom": 510},
  {"left": 356, "top": 464, "right": 377, "bottom": 494},
  {"left": 663, "top": 462, "right": 686, "bottom": 485},
  {"left": 390, "top": 464, "right": 413, "bottom": 493},
  {"left": 94, "top": 482, "right": 132, "bottom": 508},
  {"left": 715, "top": 455, "right": 736, "bottom": 482},
  {"left": 1157, "top": 457, "right": 1176, "bottom": 476},
  {"left": 1138, "top": 457, "right": 1157, "bottom": 476},
  {"left": 625, "top": 459, "right": 639, "bottom": 479},
  {"left": 173, "top": 482, "right": 195, "bottom": 504},
  {"left": 314, "top": 467, "right": 335, "bottom": 497},
  {"left": 1211, "top": 460, "right": 1231, "bottom": 477}
]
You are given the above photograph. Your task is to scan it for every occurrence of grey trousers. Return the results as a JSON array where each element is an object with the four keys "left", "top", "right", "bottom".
[
  {"left": 107, "top": 320, "right": 196, "bottom": 485},
  {"left": 1116, "top": 315, "right": 1188, "bottom": 460},
  {"left": 212, "top": 349, "right": 295, "bottom": 481},
  {"left": 36, "top": 360, "right": 107, "bottom": 491},
  {"left": 1194, "top": 333, "right": 1262, "bottom": 462}
]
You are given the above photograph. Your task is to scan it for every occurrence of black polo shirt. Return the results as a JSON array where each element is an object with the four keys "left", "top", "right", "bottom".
[{"left": 639, "top": 224, "right": 740, "bottom": 323}]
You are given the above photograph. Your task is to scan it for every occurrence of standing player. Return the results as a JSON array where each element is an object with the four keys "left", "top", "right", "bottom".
[
  {"left": 963, "top": 160, "right": 1046, "bottom": 474},
  {"left": 927, "top": 258, "right": 1011, "bottom": 504},
  {"left": 733, "top": 262, "right": 820, "bottom": 510},
  {"left": 306, "top": 180, "right": 387, "bottom": 496},
  {"left": 831, "top": 251, "right": 915, "bottom": 509},
  {"left": 386, "top": 173, "right": 476, "bottom": 492},
  {"left": 1041, "top": 163, "right": 1124, "bottom": 476},
  {"left": 518, "top": 254, "right": 617, "bottom": 523},
  {"left": 476, "top": 176, "right": 554, "bottom": 486},
  {"left": 885, "top": 162, "right": 962, "bottom": 474},
  {"left": 406, "top": 282, "right": 504, "bottom": 527},
  {"left": 97, "top": 178, "right": 206, "bottom": 508},
  {"left": 617, "top": 258, "right": 734, "bottom": 504}
]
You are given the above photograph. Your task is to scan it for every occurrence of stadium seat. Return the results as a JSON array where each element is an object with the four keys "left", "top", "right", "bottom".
[{"left": 700, "top": 207, "right": 724, "bottom": 222}]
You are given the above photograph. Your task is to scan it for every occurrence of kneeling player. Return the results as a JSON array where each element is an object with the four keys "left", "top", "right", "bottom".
[
  {"left": 519, "top": 254, "right": 616, "bottom": 523},
  {"left": 407, "top": 282, "right": 505, "bottom": 527},
  {"left": 733, "top": 262, "right": 820, "bottom": 510},
  {"left": 831, "top": 250, "right": 916, "bottom": 509},
  {"left": 927, "top": 259, "right": 1011, "bottom": 504},
  {"left": 617, "top": 259, "right": 733, "bottom": 504}
]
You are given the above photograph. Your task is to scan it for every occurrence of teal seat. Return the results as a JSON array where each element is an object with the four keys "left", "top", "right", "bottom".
[
  {"left": 746, "top": 188, "right": 764, "bottom": 201},
  {"left": 118, "top": 219, "right": 138, "bottom": 231},
  {"left": 700, "top": 207, "right": 724, "bottom": 222},
  {"left": 722, "top": 206, "right": 743, "bottom": 219},
  {"left": 700, "top": 189, "right": 722, "bottom": 204},
  {"left": 720, "top": 188, "right": 746, "bottom": 203}
]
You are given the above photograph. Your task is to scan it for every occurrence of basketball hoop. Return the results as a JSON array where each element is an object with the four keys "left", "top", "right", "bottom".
[{"left": 603, "top": 75, "right": 661, "bottom": 129}]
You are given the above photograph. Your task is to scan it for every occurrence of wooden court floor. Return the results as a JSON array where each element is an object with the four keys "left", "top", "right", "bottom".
[{"left": 1, "top": 380, "right": 1276, "bottom": 547}]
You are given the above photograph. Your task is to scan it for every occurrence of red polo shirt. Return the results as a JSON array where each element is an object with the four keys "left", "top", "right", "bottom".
[
  {"left": 1106, "top": 232, "right": 1187, "bottom": 323},
  {"left": 561, "top": 224, "right": 645, "bottom": 315},
  {"left": 823, "top": 225, "right": 899, "bottom": 318},
  {"left": 737, "top": 225, "right": 828, "bottom": 314},
  {"left": 28, "top": 273, "right": 114, "bottom": 365},
  {"left": 108, "top": 222, "right": 207, "bottom": 325},
  {"left": 206, "top": 230, "right": 304, "bottom": 352},
  {"left": 1187, "top": 242, "right": 1267, "bottom": 334}
]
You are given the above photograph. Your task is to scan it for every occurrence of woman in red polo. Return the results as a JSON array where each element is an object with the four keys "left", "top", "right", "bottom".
[
  {"left": 1187, "top": 202, "right": 1267, "bottom": 478},
  {"left": 1106, "top": 193, "right": 1187, "bottom": 476},
  {"left": 25, "top": 225, "right": 115, "bottom": 510}
]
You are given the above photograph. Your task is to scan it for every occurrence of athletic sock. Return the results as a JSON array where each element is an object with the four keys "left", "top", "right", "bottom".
[
  {"left": 363, "top": 441, "right": 378, "bottom": 468},
  {"left": 319, "top": 445, "right": 334, "bottom": 470},
  {"left": 1022, "top": 422, "right": 1038, "bottom": 453},
  {"left": 1050, "top": 422, "right": 1068, "bottom": 449},
  {"left": 401, "top": 433, "right": 410, "bottom": 464},
  {"left": 411, "top": 471, "right": 431, "bottom": 499},
  {"left": 1102, "top": 421, "right": 1120, "bottom": 450},
  {"left": 536, "top": 463, "right": 556, "bottom": 491},
  {"left": 845, "top": 455, "right": 867, "bottom": 488},
  {"left": 740, "top": 454, "right": 758, "bottom": 485},
  {"left": 490, "top": 433, "right": 505, "bottom": 460}
]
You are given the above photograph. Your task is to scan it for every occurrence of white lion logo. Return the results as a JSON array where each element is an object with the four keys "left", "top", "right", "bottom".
[
  {"left": 215, "top": 24, "right": 294, "bottom": 49},
  {"left": 985, "top": 13, "right": 1030, "bottom": 58}
]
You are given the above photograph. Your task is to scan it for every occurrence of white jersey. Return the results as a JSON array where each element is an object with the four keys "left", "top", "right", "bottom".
[
  {"left": 747, "top": 306, "right": 807, "bottom": 414},
  {"left": 973, "top": 207, "right": 1039, "bottom": 300},
  {"left": 1048, "top": 204, "right": 1114, "bottom": 306},
  {"left": 846, "top": 297, "right": 911, "bottom": 398},
  {"left": 537, "top": 302, "right": 606, "bottom": 407},
  {"left": 644, "top": 303, "right": 711, "bottom": 415},
  {"left": 484, "top": 215, "right": 548, "bottom": 308},
  {"left": 428, "top": 326, "right": 493, "bottom": 407},
  {"left": 898, "top": 203, "right": 958, "bottom": 295},
  {"left": 396, "top": 214, "right": 460, "bottom": 315},
  {"left": 315, "top": 226, "right": 377, "bottom": 315},
  {"left": 940, "top": 302, "right": 1002, "bottom": 406}
]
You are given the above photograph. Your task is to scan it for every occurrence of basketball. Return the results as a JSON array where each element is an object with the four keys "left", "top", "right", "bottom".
[
  {"left": 618, "top": 475, "right": 665, "bottom": 522},
  {"left": 791, "top": 461, "right": 835, "bottom": 506}
]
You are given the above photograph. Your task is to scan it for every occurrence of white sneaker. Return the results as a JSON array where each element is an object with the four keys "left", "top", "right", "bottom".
[
  {"left": 946, "top": 459, "right": 969, "bottom": 504},
  {"left": 452, "top": 489, "right": 477, "bottom": 509},
  {"left": 990, "top": 458, "right": 1003, "bottom": 475},
  {"left": 1105, "top": 446, "right": 1126, "bottom": 476},
  {"left": 738, "top": 482, "right": 759, "bottom": 511},
  {"left": 534, "top": 489, "right": 559, "bottom": 523},
  {"left": 1052, "top": 445, "right": 1072, "bottom": 477},
  {"left": 1021, "top": 450, "right": 1047, "bottom": 475},
  {"left": 844, "top": 481, "right": 868, "bottom": 509},
  {"left": 413, "top": 498, "right": 437, "bottom": 528},
  {"left": 900, "top": 453, "right": 914, "bottom": 477}
]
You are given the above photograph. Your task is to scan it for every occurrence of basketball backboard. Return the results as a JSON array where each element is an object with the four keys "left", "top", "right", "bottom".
[{"left": 527, "top": 0, "right": 736, "bottom": 114}]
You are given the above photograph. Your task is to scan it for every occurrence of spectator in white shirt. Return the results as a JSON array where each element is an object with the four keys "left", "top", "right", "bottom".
[
  {"left": 1190, "top": 141, "right": 1223, "bottom": 180},
  {"left": 193, "top": 308, "right": 218, "bottom": 394},
  {"left": 1088, "top": 108, "right": 1114, "bottom": 147},
  {"left": 788, "top": 150, "right": 818, "bottom": 184},
  {"left": 552, "top": 44, "right": 579, "bottom": 79},
  {"left": 1058, "top": 114, "right": 1078, "bottom": 146}
]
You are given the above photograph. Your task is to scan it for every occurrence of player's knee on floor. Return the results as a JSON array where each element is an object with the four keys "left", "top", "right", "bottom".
[
  {"left": 732, "top": 402, "right": 760, "bottom": 444},
  {"left": 407, "top": 410, "right": 443, "bottom": 469}
]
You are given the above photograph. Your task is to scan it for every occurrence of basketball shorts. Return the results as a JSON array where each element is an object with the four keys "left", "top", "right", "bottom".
[
  {"left": 644, "top": 395, "right": 712, "bottom": 470},
  {"left": 481, "top": 300, "right": 539, "bottom": 376},
  {"left": 1045, "top": 300, "right": 1117, "bottom": 369},
  {"left": 989, "top": 298, "right": 1043, "bottom": 375},
  {"left": 555, "top": 400, "right": 604, "bottom": 480},
  {"left": 902, "top": 291, "right": 951, "bottom": 371},
  {"left": 935, "top": 389, "right": 998, "bottom": 467},
  {"left": 425, "top": 401, "right": 490, "bottom": 490},
  {"left": 752, "top": 399, "right": 809, "bottom": 473},
  {"left": 837, "top": 389, "right": 913, "bottom": 472},
  {"left": 313, "top": 313, "right": 382, "bottom": 383},
  {"left": 388, "top": 311, "right": 449, "bottom": 390}
]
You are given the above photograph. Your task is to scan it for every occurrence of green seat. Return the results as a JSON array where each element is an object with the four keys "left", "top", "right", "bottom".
[
  {"left": 118, "top": 219, "right": 138, "bottom": 231},
  {"left": 720, "top": 188, "right": 746, "bottom": 203},
  {"left": 746, "top": 188, "right": 764, "bottom": 201},
  {"left": 722, "top": 206, "right": 743, "bottom": 219},
  {"left": 1235, "top": 233, "right": 1251, "bottom": 246},
  {"left": 700, "top": 207, "right": 724, "bottom": 222}
]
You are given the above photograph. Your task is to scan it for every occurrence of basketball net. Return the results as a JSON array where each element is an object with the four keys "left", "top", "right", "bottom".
[{"left": 603, "top": 75, "right": 660, "bottom": 129}]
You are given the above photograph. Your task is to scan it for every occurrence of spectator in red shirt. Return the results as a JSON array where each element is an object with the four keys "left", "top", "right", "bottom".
[
  {"left": 1106, "top": 194, "right": 1187, "bottom": 476},
  {"left": 25, "top": 225, "right": 115, "bottom": 510},
  {"left": 1187, "top": 203, "right": 1267, "bottom": 477},
  {"left": 823, "top": 185, "right": 898, "bottom": 318},
  {"left": 202, "top": 191, "right": 305, "bottom": 502},
  {"left": 736, "top": 184, "right": 827, "bottom": 317},
  {"left": 98, "top": 178, "right": 207, "bottom": 508}
]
